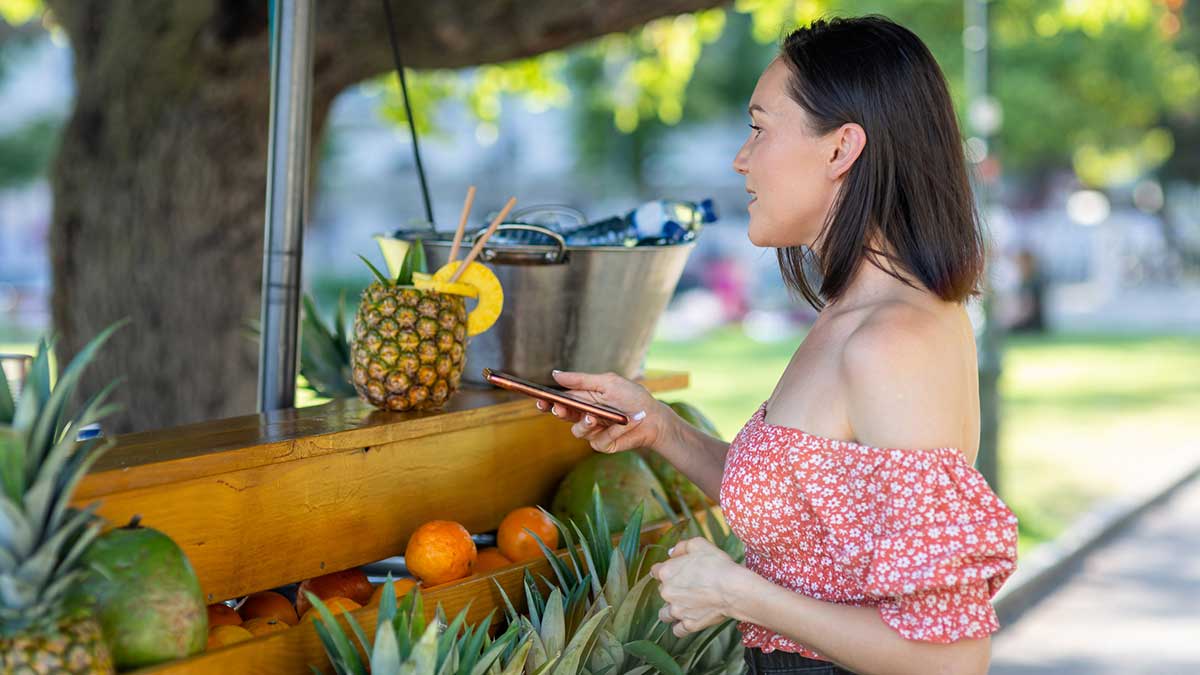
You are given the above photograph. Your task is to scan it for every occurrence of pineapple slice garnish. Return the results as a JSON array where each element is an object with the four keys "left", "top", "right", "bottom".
[
  {"left": 432, "top": 261, "right": 503, "bottom": 336},
  {"left": 373, "top": 235, "right": 411, "bottom": 280},
  {"left": 412, "top": 272, "right": 479, "bottom": 298}
]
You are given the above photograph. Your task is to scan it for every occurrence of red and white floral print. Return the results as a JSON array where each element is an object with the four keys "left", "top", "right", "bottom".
[{"left": 719, "top": 401, "right": 1019, "bottom": 658}]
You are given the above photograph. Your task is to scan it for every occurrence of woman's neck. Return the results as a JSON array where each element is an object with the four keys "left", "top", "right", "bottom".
[{"left": 823, "top": 245, "right": 932, "bottom": 316}]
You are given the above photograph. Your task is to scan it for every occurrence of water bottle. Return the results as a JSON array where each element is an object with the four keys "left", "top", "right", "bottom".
[{"left": 563, "top": 198, "right": 717, "bottom": 247}]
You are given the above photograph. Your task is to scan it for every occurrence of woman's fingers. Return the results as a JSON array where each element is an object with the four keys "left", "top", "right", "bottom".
[{"left": 550, "top": 369, "right": 614, "bottom": 393}]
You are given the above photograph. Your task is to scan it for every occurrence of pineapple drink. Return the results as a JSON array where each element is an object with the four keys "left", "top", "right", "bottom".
[{"left": 351, "top": 237, "right": 502, "bottom": 412}]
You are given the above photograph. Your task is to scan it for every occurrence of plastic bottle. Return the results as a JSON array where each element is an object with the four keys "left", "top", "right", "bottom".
[{"left": 563, "top": 198, "right": 717, "bottom": 247}]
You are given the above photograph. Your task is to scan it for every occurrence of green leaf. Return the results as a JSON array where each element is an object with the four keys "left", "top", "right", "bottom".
[
  {"left": 308, "top": 591, "right": 366, "bottom": 675},
  {"left": 358, "top": 254, "right": 392, "bottom": 286},
  {"left": 553, "top": 605, "right": 612, "bottom": 675},
  {"left": 0, "top": 355, "right": 14, "bottom": 425},
  {"left": 541, "top": 587, "right": 566, "bottom": 657},
  {"left": 396, "top": 239, "right": 427, "bottom": 285},
  {"left": 611, "top": 574, "right": 656, "bottom": 644},
  {"left": 371, "top": 618, "right": 401, "bottom": 673},
  {"left": 624, "top": 640, "right": 682, "bottom": 675}
]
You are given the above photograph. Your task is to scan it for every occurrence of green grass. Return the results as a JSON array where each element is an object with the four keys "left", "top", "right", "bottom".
[{"left": 645, "top": 327, "right": 1200, "bottom": 554}]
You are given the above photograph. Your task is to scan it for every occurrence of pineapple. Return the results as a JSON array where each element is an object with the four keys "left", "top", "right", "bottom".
[
  {"left": 308, "top": 580, "right": 533, "bottom": 674},
  {"left": 351, "top": 237, "right": 502, "bottom": 412},
  {"left": 502, "top": 487, "right": 747, "bottom": 675},
  {"left": 0, "top": 324, "right": 124, "bottom": 673}
]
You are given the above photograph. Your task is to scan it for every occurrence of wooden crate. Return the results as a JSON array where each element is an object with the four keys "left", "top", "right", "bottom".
[{"left": 73, "top": 371, "right": 691, "bottom": 673}]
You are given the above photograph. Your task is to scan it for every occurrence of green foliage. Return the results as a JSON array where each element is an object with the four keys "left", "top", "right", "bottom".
[
  {"left": 370, "top": 0, "right": 1196, "bottom": 189},
  {"left": 0, "top": 0, "right": 42, "bottom": 27}
]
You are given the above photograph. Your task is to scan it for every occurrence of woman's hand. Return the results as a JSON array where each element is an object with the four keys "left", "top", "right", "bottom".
[
  {"left": 534, "top": 370, "right": 673, "bottom": 455},
  {"left": 649, "top": 537, "right": 742, "bottom": 637}
]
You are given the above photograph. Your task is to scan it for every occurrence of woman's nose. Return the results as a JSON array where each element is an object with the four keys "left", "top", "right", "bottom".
[{"left": 732, "top": 142, "right": 750, "bottom": 175}]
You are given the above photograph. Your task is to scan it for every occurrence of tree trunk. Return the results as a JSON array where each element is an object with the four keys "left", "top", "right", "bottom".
[{"left": 45, "top": 0, "right": 726, "bottom": 433}]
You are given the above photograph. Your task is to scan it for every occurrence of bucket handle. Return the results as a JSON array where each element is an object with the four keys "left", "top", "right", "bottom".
[{"left": 468, "top": 223, "right": 569, "bottom": 265}]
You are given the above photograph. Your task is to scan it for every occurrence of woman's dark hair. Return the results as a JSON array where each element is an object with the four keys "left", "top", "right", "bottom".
[{"left": 777, "top": 16, "right": 985, "bottom": 308}]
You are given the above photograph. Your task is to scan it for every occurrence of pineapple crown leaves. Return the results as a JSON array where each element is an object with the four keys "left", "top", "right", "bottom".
[
  {"left": 311, "top": 578, "right": 531, "bottom": 675},
  {"left": 359, "top": 238, "right": 428, "bottom": 288},
  {"left": 0, "top": 321, "right": 126, "bottom": 636},
  {"left": 299, "top": 293, "right": 356, "bottom": 399}
]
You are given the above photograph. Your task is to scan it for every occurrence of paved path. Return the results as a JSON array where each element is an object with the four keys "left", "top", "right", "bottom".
[{"left": 990, "top": 475, "right": 1200, "bottom": 674}]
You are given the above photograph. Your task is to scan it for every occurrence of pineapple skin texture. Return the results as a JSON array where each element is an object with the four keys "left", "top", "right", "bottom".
[
  {"left": 0, "top": 614, "right": 115, "bottom": 674},
  {"left": 351, "top": 283, "right": 468, "bottom": 412}
]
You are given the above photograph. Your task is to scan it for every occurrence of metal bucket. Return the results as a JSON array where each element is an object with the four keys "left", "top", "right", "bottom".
[{"left": 413, "top": 219, "right": 695, "bottom": 386}]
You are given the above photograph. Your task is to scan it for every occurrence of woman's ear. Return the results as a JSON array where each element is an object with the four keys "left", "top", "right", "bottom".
[{"left": 827, "top": 123, "right": 867, "bottom": 180}]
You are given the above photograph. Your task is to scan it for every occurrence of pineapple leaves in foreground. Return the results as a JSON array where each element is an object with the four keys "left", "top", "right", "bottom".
[
  {"left": 1, "top": 323, "right": 124, "bottom": 673},
  {"left": 311, "top": 579, "right": 532, "bottom": 675}
]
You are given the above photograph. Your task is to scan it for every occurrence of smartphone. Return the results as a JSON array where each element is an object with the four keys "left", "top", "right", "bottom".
[{"left": 482, "top": 368, "right": 631, "bottom": 425}]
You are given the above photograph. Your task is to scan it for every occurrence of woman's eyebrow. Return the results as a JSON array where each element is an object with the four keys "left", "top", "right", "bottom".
[{"left": 748, "top": 103, "right": 768, "bottom": 116}]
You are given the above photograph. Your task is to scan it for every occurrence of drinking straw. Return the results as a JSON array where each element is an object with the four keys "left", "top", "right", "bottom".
[
  {"left": 451, "top": 197, "right": 517, "bottom": 283},
  {"left": 448, "top": 185, "right": 476, "bottom": 263}
]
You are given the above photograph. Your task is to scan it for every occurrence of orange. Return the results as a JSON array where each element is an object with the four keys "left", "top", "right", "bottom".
[
  {"left": 295, "top": 568, "right": 374, "bottom": 617},
  {"left": 207, "top": 624, "right": 254, "bottom": 650},
  {"left": 405, "top": 520, "right": 477, "bottom": 585},
  {"left": 497, "top": 507, "right": 559, "bottom": 562},
  {"left": 238, "top": 591, "right": 299, "bottom": 626},
  {"left": 207, "top": 602, "right": 242, "bottom": 627},
  {"left": 474, "top": 547, "right": 513, "bottom": 574},
  {"left": 241, "top": 617, "right": 289, "bottom": 636},
  {"left": 367, "top": 578, "right": 419, "bottom": 606},
  {"left": 300, "top": 596, "right": 362, "bottom": 623}
]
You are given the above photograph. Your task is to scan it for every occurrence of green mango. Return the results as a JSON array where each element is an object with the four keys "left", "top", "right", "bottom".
[
  {"left": 551, "top": 453, "right": 669, "bottom": 532},
  {"left": 68, "top": 516, "right": 207, "bottom": 669},
  {"left": 637, "top": 400, "right": 723, "bottom": 513}
]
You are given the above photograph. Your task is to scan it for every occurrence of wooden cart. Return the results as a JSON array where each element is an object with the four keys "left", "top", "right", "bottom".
[{"left": 73, "top": 371, "right": 691, "bottom": 673}]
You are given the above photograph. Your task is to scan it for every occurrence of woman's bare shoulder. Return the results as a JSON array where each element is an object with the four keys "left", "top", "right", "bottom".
[{"left": 839, "top": 300, "right": 967, "bottom": 450}]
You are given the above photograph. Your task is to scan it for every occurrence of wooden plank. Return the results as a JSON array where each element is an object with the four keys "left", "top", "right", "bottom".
[
  {"left": 74, "top": 371, "right": 691, "bottom": 604},
  {"left": 79, "top": 370, "right": 689, "bottom": 500},
  {"left": 136, "top": 511, "right": 711, "bottom": 674}
]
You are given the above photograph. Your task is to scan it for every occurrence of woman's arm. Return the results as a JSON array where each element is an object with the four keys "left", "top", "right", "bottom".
[
  {"left": 651, "top": 402, "right": 731, "bottom": 502},
  {"left": 724, "top": 567, "right": 990, "bottom": 675}
]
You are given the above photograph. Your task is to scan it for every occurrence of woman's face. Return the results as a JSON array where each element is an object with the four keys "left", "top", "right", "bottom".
[{"left": 733, "top": 58, "right": 847, "bottom": 249}]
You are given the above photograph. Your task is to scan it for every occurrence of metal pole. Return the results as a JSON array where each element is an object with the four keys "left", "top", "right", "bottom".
[
  {"left": 258, "top": 0, "right": 315, "bottom": 412},
  {"left": 965, "top": 0, "right": 1003, "bottom": 493}
]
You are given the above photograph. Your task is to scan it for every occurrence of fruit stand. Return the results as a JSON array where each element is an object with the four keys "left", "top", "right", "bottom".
[{"left": 72, "top": 370, "right": 692, "bottom": 673}]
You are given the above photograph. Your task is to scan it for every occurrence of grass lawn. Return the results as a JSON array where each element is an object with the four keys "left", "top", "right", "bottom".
[{"left": 644, "top": 327, "right": 1200, "bottom": 554}]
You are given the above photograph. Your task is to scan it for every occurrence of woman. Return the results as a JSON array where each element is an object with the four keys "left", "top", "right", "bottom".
[{"left": 536, "top": 16, "right": 1018, "bottom": 675}]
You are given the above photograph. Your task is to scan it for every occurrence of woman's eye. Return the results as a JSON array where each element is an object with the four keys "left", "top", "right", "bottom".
[{"left": 748, "top": 124, "right": 763, "bottom": 136}]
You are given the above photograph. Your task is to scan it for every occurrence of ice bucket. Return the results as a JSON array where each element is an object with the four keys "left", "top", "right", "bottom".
[{"left": 412, "top": 222, "right": 695, "bottom": 386}]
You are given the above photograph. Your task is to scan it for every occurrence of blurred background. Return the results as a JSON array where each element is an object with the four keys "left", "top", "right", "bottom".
[{"left": 0, "top": 0, "right": 1198, "bottom": 660}]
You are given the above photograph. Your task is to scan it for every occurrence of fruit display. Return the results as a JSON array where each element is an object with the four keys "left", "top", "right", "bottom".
[
  {"left": 0, "top": 328, "right": 121, "bottom": 674},
  {"left": 241, "top": 616, "right": 289, "bottom": 636},
  {"left": 70, "top": 515, "right": 207, "bottom": 669},
  {"left": 300, "top": 596, "right": 360, "bottom": 623},
  {"left": 551, "top": 452, "right": 670, "bottom": 532}
]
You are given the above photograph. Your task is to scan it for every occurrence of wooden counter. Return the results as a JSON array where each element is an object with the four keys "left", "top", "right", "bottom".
[{"left": 76, "top": 371, "right": 689, "bottom": 607}]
